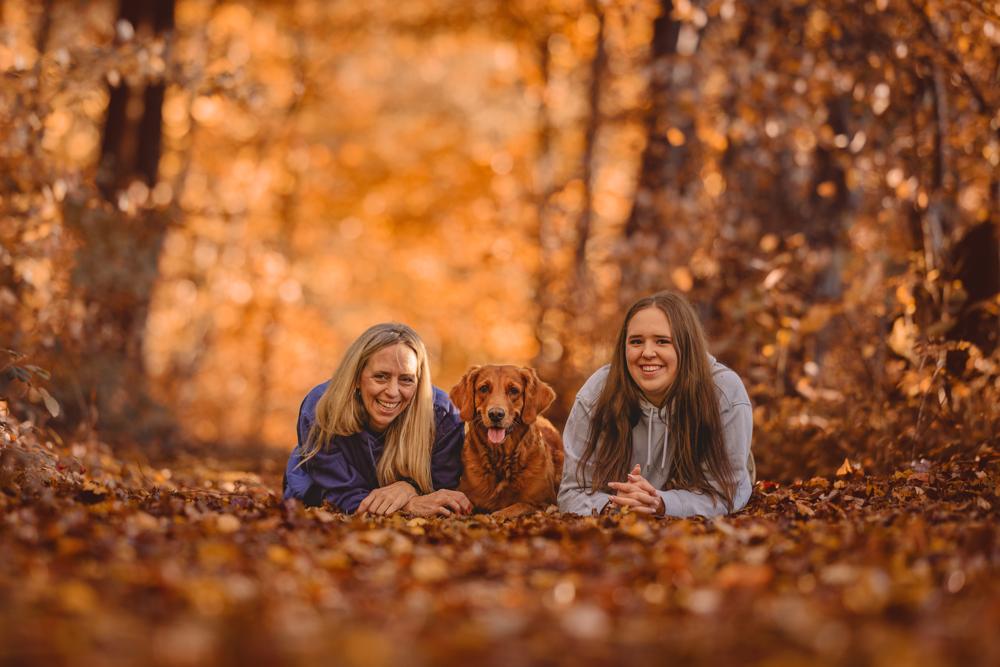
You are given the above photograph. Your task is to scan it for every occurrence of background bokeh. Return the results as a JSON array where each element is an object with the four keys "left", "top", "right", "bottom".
[{"left": 2, "top": 0, "right": 998, "bottom": 479}]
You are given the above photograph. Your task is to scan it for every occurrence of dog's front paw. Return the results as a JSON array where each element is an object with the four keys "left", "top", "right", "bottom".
[{"left": 491, "top": 502, "right": 535, "bottom": 520}]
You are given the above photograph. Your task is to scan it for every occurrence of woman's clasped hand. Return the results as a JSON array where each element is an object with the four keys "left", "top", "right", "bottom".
[
  {"left": 402, "top": 489, "right": 473, "bottom": 517},
  {"left": 355, "top": 480, "right": 418, "bottom": 515},
  {"left": 607, "top": 465, "right": 665, "bottom": 515}
]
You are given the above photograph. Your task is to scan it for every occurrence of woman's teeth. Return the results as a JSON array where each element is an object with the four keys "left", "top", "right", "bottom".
[{"left": 376, "top": 399, "right": 400, "bottom": 409}]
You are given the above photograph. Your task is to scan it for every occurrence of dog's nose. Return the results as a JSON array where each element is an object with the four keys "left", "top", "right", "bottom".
[{"left": 488, "top": 407, "right": 505, "bottom": 423}]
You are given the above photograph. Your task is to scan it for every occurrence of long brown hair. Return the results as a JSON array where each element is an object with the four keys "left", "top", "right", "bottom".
[
  {"left": 297, "top": 323, "right": 435, "bottom": 493},
  {"left": 577, "top": 291, "right": 737, "bottom": 511}
]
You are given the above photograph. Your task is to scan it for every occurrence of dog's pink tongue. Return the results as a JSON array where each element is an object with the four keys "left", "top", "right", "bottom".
[{"left": 487, "top": 428, "right": 506, "bottom": 444}]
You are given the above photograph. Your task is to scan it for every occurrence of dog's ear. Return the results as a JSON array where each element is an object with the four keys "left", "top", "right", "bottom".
[
  {"left": 449, "top": 366, "right": 481, "bottom": 422},
  {"left": 519, "top": 367, "right": 555, "bottom": 425}
]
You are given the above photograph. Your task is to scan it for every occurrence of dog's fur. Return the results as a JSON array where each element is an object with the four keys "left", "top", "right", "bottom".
[{"left": 450, "top": 365, "right": 564, "bottom": 518}]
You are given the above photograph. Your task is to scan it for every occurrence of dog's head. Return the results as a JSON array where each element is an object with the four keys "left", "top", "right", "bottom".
[{"left": 449, "top": 365, "right": 556, "bottom": 445}]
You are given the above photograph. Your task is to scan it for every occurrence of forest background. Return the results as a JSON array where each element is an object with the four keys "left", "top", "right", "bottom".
[{"left": 1, "top": 0, "right": 998, "bottom": 665}]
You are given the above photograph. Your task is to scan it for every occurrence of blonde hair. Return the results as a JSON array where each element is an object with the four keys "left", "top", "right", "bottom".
[{"left": 297, "top": 323, "right": 435, "bottom": 493}]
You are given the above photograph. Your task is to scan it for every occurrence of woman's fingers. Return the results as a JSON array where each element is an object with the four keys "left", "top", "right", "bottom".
[
  {"left": 445, "top": 494, "right": 470, "bottom": 515},
  {"left": 615, "top": 469, "right": 660, "bottom": 510},
  {"left": 380, "top": 493, "right": 400, "bottom": 514},
  {"left": 438, "top": 490, "right": 471, "bottom": 514},
  {"left": 627, "top": 474, "right": 658, "bottom": 496},
  {"left": 610, "top": 488, "right": 660, "bottom": 510},
  {"left": 375, "top": 493, "right": 392, "bottom": 515},
  {"left": 357, "top": 492, "right": 375, "bottom": 514},
  {"left": 371, "top": 495, "right": 390, "bottom": 515},
  {"left": 618, "top": 491, "right": 656, "bottom": 506},
  {"left": 367, "top": 490, "right": 404, "bottom": 515},
  {"left": 451, "top": 494, "right": 471, "bottom": 514},
  {"left": 387, "top": 491, "right": 413, "bottom": 515},
  {"left": 358, "top": 481, "right": 424, "bottom": 516},
  {"left": 369, "top": 490, "right": 395, "bottom": 514},
  {"left": 386, "top": 497, "right": 408, "bottom": 515},
  {"left": 392, "top": 491, "right": 471, "bottom": 517},
  {"left": 609, "top": 481, "right": 644, "bottom": 495},
  {"left": 368, "top": 490, "right": 474, "bottom": 517},
  {"left": 610, "top": 495, "right": 658, "bottom": 513}
]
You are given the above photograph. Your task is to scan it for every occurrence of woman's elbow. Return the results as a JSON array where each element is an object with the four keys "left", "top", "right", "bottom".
[{"left": 729, "top": 481, "right": 753, "bottom": 514}]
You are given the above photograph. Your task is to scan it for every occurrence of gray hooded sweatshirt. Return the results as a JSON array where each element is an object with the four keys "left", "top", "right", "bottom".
[{"left": 558, "top": 357, "right": 755, "bottom": 517}]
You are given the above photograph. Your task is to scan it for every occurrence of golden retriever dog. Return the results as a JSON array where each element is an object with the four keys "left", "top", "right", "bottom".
[{"left": 449, "top": 365, "right": 564, "bottom": 518}]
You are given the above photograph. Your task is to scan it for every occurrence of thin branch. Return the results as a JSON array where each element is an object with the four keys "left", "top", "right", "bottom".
[
  {"left": 34, "top": 0, "right": 54, "bottom": 54},
  {"left": 574, "top": 3, "right": 605, "bottom": 280}
]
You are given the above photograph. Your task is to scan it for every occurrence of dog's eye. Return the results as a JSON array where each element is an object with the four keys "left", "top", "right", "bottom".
[
  {"left": 508, "top": 387, "right": 520, "bottom": 396},
  {"left": 478, "top": 385, "right": 490, "bottom": 394}
]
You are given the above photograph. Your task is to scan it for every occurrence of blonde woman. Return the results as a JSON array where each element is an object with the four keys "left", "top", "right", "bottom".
[{"left": 284, "top": 323, "right": 471, "bottom": 516}]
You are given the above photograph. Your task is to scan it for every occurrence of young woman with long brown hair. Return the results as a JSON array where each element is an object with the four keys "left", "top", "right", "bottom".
[
  {"left": 558, "top": 291, "right": 755, "bottom": 517},
  {"left": 284, "top": 323, "right": 472, "bottom": 517}
]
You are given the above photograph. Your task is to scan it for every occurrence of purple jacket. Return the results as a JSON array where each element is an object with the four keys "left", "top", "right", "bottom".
[{"left": 283, "top": 382, "right": 464, "bottom": 513}]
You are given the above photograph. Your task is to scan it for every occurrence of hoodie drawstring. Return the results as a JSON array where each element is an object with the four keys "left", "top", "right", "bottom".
[
  {"left": 643, "top": 404, "right": 670, "bottom": 474},
  {"left": 662, "top": 421, "right": 668, "bottom": 469},
  {"left": 646, "top": 405, "right": 653, "bottom": 469}
]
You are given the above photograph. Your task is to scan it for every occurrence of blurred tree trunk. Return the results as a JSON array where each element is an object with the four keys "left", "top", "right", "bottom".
[
  {"left": 618, "top": 0, "right": 680, "bottom": 307},
  {"left": 532, "top": 6, "right": 606, "bottom": 424},
  {"left": 572, "top": 1, "right": 605, "bottom": 308},
  {"left": 97, "top": 0, "right": 173, "bottom": 196},
  {"left": 61, "top": 0, "right": 176, "bottom": 445},
  {"left": 949, "top": 222, "right": 1000, "bottom": 355},
  {"left": 34, "top": 1, "right": 53, "bottom": 57},
  {"left": 803, "top": 95, "right": 850, "bottom": 383}
]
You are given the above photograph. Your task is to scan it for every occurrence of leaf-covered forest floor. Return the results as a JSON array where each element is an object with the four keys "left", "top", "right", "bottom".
[{"left": 1, "top": 415, "right": 998, "bottom": 667}]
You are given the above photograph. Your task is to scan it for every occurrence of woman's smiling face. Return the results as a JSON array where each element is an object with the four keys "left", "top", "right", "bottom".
[
  {"left": 625, "top": 306, "right": 679, "bottom": 404},
  {"left": 358, "top": 343, "right": 418, "bottom": 432}
]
